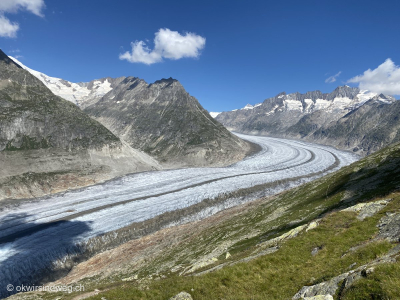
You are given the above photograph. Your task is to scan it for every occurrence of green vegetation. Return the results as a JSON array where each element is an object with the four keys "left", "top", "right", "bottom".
[
  {"left": 341, "top": 261, "right": 400, "bottom": 300},
  {"left": 81, "top": 196, "right": 399, "bottom": 300}
]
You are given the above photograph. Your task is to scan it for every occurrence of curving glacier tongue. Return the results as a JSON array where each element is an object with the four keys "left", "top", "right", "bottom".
[{"left": 0, "top": 134, "right": 359, "bottom": 297}]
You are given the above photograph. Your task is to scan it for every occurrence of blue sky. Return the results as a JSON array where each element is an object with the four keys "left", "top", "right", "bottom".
[{"left": 1, "top": 0, "right": 400, "bottom": 111}]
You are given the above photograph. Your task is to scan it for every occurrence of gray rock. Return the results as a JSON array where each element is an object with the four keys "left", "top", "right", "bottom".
[
  {"left": 348, "top": 262, "right": 357, "bottom": 270},
  {"left": 304, "top": 296, "right": 333, "bottom": 300},
  {"left": 292, "top": 254, "right": 399, "bottom": 300},
  {"left": 293, "top": 270, "right": 363, "bottom": 299},
  {"left": 311, "top": 247, "right": 320, "bottom": 256},
  {"left": 343, "top": 199, "right": 390, "bottom": 220},
  {"left": 377, "top": 212, "right": 400, "bottom": 242},
  {"left": 169, "top": 291, "right": 193, "bottom": 300}
]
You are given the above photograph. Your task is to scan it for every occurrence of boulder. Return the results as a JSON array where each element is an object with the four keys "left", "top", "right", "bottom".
[{"left": 169, "top": 291, "right": 193, "bottom": 300}]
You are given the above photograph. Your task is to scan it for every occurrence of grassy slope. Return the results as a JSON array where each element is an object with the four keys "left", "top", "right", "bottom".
[{"left": 12, "top": 142, "right": 400, "bottom": 300}]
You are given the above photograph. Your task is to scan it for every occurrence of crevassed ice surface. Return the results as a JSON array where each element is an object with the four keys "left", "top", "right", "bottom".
[{"left": 0, "top": 134, "right": 359, "bottom": 294}]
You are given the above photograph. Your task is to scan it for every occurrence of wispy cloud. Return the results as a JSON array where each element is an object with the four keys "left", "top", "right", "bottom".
[
  {"left": 348, "top": 58, "right": 400, "bottom": 95},
  {"left": 120, "top": 28, "right": 206, "bottom": 65},
  {"left": 325, "top": 71, "right": 342, "bottom": 83},
  {"left": 0, "top": 15, "right": 19, "bottom": 37},
  {"left": 0, "top": 0, "right": 45, "bottom": 38}
]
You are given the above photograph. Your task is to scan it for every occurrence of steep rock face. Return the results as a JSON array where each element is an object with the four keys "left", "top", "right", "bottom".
[
  {"left": 216, "top": 86, "right": 397, "bottom": 155},
  {"left": 85, "top": 77, "right": 251, "bottom": 167},
  {"left": 0, "top": 50, "right": 160, "bottom": 200}
]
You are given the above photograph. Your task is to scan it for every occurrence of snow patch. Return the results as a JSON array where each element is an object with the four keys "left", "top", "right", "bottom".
[
  {"left": 265, "top": 104, "right": 279, "bottom": 116},
  {"left": 314, "top": 99, "right": 331, "bottom": 110},
  {"left": 242, "top": 104, "right": 254, "bottom": 110},
  {"left": 283, "top": 99, "right": 303, "bottom": 111},
  {"left": 331, "top": 97, "right": 352, "bottom": 110},
  {"left": 304, "top": 99, "right": 314, "bottom": 113},
  {"left": 355, "top": 90, "right": 377, "bottom": 106},
  {"left": 209, "top": 112, "right": 221, "bottom": 118}
]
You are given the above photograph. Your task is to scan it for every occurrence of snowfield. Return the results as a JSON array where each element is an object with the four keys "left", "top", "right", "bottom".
[
  {"left": 9, "top": 57, "right": 114, "bottom": 107},
  {"left": 0, "top": 134, "right": 359, "bottom": 297}
]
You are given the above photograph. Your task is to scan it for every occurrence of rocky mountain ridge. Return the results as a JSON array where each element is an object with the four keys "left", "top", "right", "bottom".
[{"left": 216, "top": 86, "right": 398, "bottom": 155}]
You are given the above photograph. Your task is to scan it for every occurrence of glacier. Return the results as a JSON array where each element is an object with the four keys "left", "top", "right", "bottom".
[{"left": 0, "top": 134, "right": 359, "bottom": 297}]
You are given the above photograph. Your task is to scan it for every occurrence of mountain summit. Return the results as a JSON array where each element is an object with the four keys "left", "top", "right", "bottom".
[
  {"left": 84, "top": 76, "right": 252, "bottom": 167},
  {"left": 0, "top": 49, "right": 160, "bottom": 200}
]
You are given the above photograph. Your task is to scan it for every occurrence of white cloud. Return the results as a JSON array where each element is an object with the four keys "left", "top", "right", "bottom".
[
  {"left": 120, "top": 28, "right": 206, "bottom": 65},
  {"left": 0, "top": 0, "right": 45, "bottom": 38},
  {"left": 325, "top": 71, "right": 342, "bottom": 83},
  {"left": 0, "top": 15, "right": 19, "bottom": 37},
  {"left": 0, "top": 0, "right": 45, "bottom": 17},
  {"left": 120, "top": 40, "right": 162, "bottom": 65},
  {"left": 348, "top": 59, "right": 400, "bottom": 95}
]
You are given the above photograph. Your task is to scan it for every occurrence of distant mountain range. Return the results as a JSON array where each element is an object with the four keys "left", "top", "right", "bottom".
[{"left": 215, "top": 86, "right": 399, "bottom": 155}]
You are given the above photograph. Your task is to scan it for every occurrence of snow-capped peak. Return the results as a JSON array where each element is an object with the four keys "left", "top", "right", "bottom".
[
  {"left": 371, "top": 94, "right": 396, "bottom": 104},
  {"left": 9, "top": 56, "right": 114, "bottom": 107}
]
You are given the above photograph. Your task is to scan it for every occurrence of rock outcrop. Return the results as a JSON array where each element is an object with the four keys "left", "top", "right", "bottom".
[
  {"left": 169, "top": 291, "right": 193, "bottom": 300},
  {"left": 377, "top": 212, "right": 400, "bottom": 242}
]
